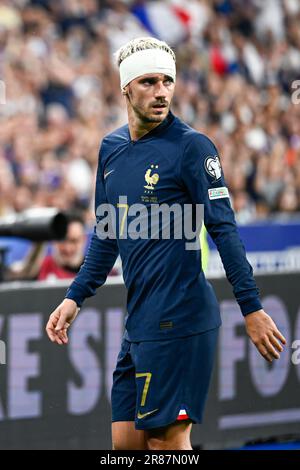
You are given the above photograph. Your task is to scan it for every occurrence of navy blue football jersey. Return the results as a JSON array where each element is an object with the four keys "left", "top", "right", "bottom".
[{"left": 66, "top": 112, "right": 262, "bottom": 341}]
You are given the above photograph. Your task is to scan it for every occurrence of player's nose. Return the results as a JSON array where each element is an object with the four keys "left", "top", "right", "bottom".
[{"left": 153, "top": 80, "right": 167, "bottom": 99}]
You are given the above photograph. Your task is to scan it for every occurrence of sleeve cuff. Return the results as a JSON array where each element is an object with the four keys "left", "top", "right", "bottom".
[
  {"left": 239, "top": 297, "right": 263, "bottom": 316},
  {"left": 65, "top": 287, "right": 85, "bottom": 308}
]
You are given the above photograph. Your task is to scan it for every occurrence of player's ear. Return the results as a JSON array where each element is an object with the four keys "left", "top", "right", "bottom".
[{"left": 122, "top": 87, "right": 127, "bottom": 95}]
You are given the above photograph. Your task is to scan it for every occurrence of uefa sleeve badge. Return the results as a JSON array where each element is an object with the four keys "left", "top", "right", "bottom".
[{"left": 204, "top": 155, "right": 222, "bottom": 182}]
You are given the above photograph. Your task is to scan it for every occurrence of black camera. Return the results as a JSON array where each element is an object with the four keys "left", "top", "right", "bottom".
[{"left": 0, "top": 208, "right": 68, "bottom": 242}]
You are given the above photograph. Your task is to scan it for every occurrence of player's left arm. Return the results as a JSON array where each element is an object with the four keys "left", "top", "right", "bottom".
[{"left": 180, "top": 133, "right": 286, "bottom": 362}]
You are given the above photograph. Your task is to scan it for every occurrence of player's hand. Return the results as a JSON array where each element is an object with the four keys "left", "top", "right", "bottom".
[
  {"left": 245, "top": 309, "right": 286, "bottom": 362},
  {"left": 46, "top": 298, "right": 79, "bottom": 345}
]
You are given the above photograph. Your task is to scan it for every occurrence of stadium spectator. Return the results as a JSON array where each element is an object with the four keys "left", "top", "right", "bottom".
[{"left": 37, "top": 211, "right": 87, "bottom": 281}]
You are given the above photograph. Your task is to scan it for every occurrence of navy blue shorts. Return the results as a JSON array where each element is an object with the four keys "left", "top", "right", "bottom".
[{"left": 111, "top": 327, "right": 219, "bottom": 430}]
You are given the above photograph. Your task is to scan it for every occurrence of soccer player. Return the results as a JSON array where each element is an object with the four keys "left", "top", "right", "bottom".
[{"left": 46, "top": 37, "right": 286, "bottom": 450}]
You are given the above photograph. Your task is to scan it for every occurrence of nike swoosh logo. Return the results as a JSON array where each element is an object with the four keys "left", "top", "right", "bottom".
[
  {"left": 137, "top": 408, "right": 159, "bottom": 419},
  {"left": 104, "top": 169, "right": 115, "bottom": 179}
]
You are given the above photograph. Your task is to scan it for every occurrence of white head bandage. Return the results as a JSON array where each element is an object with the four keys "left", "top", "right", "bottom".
[{"left": 119, "top": 48, "right": 176, "bottom": 90}]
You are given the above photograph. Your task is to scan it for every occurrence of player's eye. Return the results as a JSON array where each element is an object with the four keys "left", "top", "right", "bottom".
[
  {"left": 141, "top": 79, "right": 155, "bottom": 85},
  {"left": 164, "top": 77, "right": 173, "bottom": 85}
]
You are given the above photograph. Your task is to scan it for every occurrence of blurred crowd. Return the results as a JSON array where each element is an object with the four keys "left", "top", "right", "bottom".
[{"left": 0, "top": 0, "right": 300, "bottom": 227}]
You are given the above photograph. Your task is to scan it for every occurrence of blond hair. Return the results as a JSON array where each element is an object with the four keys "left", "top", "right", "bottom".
[{"left": 115, "top": 37, "right": 176, "bottom": 67}]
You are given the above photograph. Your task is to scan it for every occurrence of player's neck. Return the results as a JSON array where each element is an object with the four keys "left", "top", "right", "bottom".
[{"left": 127, "top": 107, "right": 162, "bottom": 142}]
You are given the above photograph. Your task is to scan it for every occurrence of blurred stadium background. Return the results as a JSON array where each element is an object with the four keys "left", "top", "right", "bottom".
[{"left": 0, "top": 0, "right": 299, "bottom": 450}]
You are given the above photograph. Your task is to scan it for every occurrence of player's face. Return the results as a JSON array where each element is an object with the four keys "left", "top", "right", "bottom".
[{"left": 126, "top": 73, "right": 175, "bottom": 123}]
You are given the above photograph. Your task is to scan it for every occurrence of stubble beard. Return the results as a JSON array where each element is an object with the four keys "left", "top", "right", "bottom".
[
  {"left": 137, "top": 103, "right": 169, "bottom": 124},
  {"left": 127, "top": 88, "right": 169, "bottom": 124}
]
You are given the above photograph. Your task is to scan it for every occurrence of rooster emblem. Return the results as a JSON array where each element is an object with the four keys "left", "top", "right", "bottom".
[{"left": 144, "top": 165, "right": 159, "bottom": 190}]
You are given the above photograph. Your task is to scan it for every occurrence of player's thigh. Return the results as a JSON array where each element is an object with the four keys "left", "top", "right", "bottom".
[
  {"left": 112, "top": 421, "right": 147, "bottom": 450},
  {"left": 111, "top": 338, "right": 136, "bottom": 424},
  {"left": 132, "top": 328, "right": 219, "bottom": 432},
  {"left": 146, "top": 420, "right": 193, "bottom": 450}
]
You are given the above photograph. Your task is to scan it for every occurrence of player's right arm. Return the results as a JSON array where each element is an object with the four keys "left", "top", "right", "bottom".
[
  {"left": 46, "top": 141, "right": 119, "bottom": 344},
  {"left": 46, "top": 298, "right": 79, "bottom": 345}
]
